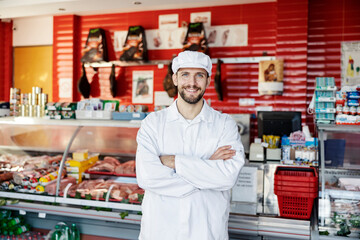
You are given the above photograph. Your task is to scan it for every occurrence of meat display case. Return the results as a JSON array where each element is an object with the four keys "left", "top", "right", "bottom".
[
  {"left": 0, "top": 117, "right": 313, "bottom": 239},
  {"left": 317, "top": 124, "right": 360, "bottom": 239}
]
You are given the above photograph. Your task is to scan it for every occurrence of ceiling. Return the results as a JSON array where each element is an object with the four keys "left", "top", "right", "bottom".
[{"left": 0, "top": 0, "right": 274, "bottom": 19}]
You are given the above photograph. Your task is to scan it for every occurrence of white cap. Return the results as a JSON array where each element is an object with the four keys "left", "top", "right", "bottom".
[{"left": 172, "top": 51, "right": 212, "bottom": 76}]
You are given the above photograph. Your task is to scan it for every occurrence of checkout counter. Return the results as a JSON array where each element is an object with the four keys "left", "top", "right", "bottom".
[{"left": 228, "top": 113, "right": 315, "bottom": 240}]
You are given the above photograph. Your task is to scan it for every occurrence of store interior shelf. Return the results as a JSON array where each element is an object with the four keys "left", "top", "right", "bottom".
[
  {"left": 317, "top": 124, "right": 360, "bottom": 133},
  {"left": 84, "top": 56, "right": 276, "bottom": 68},
  {"left": 55, "top": 197, "right": 142, "bottom": 211},
  {"left": 0, "top": 191, "right": 56, "bottom": 203},
  {"left": 1, "top": 201, "right": 141, "bottom": 225},
  {"left": 0, "top": 117, "right": 141, "bottom": 128},
  {"left": 229, "top": 214, "right": 311, "bottom": 240},
  {"left": 321, "top": 189, "right": 360, "bottom": 200}
]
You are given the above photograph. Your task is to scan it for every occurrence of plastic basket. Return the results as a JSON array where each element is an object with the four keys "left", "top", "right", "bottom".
[
  {"left": 274, "top": 166, "right": 318, "bottom": 183},
  {"left": 277, "top": 195, "right": 314, "bottom": 219},
  {"left": 274, "top": 179, "right": 318, "bottom": 188},
  {"left": 274, "top": 185, "right": 318, "bottom": 193},
  {"left": 274, "top": 166, "right": 318, "bottom": 220}
]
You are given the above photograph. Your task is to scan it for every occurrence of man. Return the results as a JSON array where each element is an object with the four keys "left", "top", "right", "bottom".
[{"left": 136, "top": 51, "right": 245, "bottom": 240}]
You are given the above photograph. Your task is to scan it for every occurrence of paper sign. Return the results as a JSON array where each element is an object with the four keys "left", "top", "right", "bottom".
[
  {"left": 256, "top": 106, "right": 273, "bottom": 112},
  {"left": 239, "top": 98, "right": 255, "bottom": 106},
  {"left": 159, "top": 14, "right": 179, "bottom": 30},
  {"left": 38, "top": 212, "right": 46, "bottom": 218},
  {"left": 154, "top": 91, "right": 174, "bottom": 106},
  {"left": 114, "top": 31, "right": 128, "bottom": 52},
  {"left": 58, "top": 78, "right": 72, "bottom": 99},
  {"left": 190, "top": 12, "right": 211, "bottom": 27},
  {"left": 232, "top": 166, "right": 258, "bottom": 203},
  {"left": 19, "top": 210, "right": 26, "bottom": 215}
]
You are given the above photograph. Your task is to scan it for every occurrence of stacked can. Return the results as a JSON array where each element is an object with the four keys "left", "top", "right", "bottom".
[
  {"left": 9, "top": 88, "right": 21, "bottom": 116},
  {"left": 19, "top": 87, "right": 48, "bottom": 117}
]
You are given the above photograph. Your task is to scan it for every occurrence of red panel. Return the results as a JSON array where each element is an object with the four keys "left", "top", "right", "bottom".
[
  {"left": 51, "top": 0, "right": 360, "bottom": 139},
  {"left": 306, "top": 0, "right": 360, "bottom": 130},
  {"left": 0, "top": 21, "right": 13, "bottom": 101},
  {"left": 53, "top": 15, "right": 81, "bottom": 102}
]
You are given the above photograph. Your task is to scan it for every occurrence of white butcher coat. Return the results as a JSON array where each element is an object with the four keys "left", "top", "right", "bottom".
[{"left": 136, "top": 100, "right": 245, "bottom": 240}]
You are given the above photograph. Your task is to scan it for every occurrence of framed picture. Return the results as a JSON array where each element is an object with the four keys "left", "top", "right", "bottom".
[
  {"left": 132, "top": 70, "right": 154, "bottom": 104},
  {"left": 341, "top": 41, "right": 360, "bottom": 87},
  {"left": 258, "top": 60, "right": 284, "bottom": 95}
]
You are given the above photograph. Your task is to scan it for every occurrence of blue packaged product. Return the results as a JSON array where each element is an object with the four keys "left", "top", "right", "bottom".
[
  {"left": 347, "top": 99, "right": 360, "bottom": 107},
  {"left": 347, "top": 91, "right": 360, "bottom": 99}
]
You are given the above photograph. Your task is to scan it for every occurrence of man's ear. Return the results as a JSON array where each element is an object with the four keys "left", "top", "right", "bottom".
[
  {"left": 172, "top": 73, "right": 178, "bottom": 86},
  {"left": 206, "top": 76, "right": 211, "bottom": 88}
]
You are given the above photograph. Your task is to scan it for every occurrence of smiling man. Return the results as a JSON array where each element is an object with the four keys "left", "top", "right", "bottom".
[{"left": 136, "top": 51, "right": 245, "bottom": 240}]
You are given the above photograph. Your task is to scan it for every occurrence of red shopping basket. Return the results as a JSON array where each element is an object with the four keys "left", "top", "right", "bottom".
[
  {"left": 277, "top": 194, "right": 315, "bottom": 219},
  {"left": 274, "top": 166, "right": 318, "bottom": 220}
]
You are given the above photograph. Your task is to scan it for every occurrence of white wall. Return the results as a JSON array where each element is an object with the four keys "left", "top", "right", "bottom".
[{"left": 13, "top": 16, "right": 53, "bottom": 46}]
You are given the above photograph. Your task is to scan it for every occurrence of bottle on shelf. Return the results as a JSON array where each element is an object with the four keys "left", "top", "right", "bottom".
[
  {"left": 13, "top": 223, "right": 30, "bottom": 235},
  {"left": 70, "top": 223, "right": 81, "bottom": 240},
  {"left": 63, "top": 226, "right": 71, "bottom": 240},
  {"left": 51, "top": 225, "right": 62, "bottom": 240},
  {"left": 7, "top": 216, "right": 24, "bottom": 228}
]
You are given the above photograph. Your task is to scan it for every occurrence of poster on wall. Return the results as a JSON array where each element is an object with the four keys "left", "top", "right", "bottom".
[
  {"left": 132, "top": 71, "right": 154, "bottom": 104},
  {"left": 258, "top": 60, "right": 284, "bottom": 95},
  {"left": 190, "top": 12, "right": 211, "bottom": 28},
  {"left": 146, "top": 28, "right": 186, "bottom": 50},
  {"left": 206, "top": 24, "right": 248, "bottom": 47},
  {"left": 341, "top": 41, "right": 360, "bottom": 87},
  {"left": 114, "top": 31, "right": 128, "bottom": 52},
  {"left": 114, "top": 24, "right": 247, "bottom": 51}
]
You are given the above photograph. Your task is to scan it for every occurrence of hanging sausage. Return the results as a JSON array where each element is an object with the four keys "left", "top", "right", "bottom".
[
  {"left": 163, "top": 61, "right": 177, "bottom": 98},
  {"left": 214, "top": 59, "right": 223, "bottom": 101},
  {"left": 78, "top": 63, "right": 91, "bottom": 98},
  {"left": 109, "top": 64, "right": 117, "bottom": 98}
]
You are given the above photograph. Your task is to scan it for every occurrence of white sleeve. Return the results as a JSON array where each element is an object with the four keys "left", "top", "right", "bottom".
[
  {"left": 136, "top": 116, "right": 198, "bottom": 197},
  {"left": 175, "top": 116, "right": 245, "bottom": 191}
]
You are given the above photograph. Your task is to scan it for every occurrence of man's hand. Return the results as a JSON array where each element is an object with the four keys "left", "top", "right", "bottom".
[
  {"left": 210, "top": 145, "right": 236, "bottom": 160},
  {"left": 160, "top": 155, "right": 175, "bottom": 169}
]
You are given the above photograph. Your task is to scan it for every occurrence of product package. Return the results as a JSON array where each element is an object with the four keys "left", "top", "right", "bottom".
[
  {"left": 81, "top": 28, "right": 108, "bottom": 63},
  {"left": 120, "top": 26, "right": 148, "bottom": 61},
  {"left": 182, "top": 22, "right": 208, "bottom": 53}
]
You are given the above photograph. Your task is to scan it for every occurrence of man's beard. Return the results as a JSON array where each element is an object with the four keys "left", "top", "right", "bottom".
[{"left": 178, "top": 85, "right": 205, "bottom": 104}]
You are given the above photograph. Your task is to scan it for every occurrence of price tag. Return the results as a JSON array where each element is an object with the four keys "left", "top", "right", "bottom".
[
  {"left": 95, "top": 111, "right": 103, "bottom": 118},
  {"left": 158, "top": 64, "right": 164, "bottom": 69},
  {"left": 38, "top": 212, "right": 46, "bottom": 218},
  {"left": 133, "top": 113, "right": 140, "bottom": 118},
  {"left": 19, "top": 210, "right": 26, "bottom": 215},
  {"left": 85, "top": 111, "right": 92, "bottom": 118}
]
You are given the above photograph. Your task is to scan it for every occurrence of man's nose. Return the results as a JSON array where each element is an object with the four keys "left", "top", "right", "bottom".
[{"left": 189, "top": 74, "right": 197, "bottom": 85}]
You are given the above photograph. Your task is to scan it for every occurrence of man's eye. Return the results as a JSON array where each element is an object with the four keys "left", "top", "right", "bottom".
[
  {"left": 181, "top": 73, "right": 189, "bottom": 77},
  {"left": 196, "top": 73, "right": 205, "bottom": 78}
]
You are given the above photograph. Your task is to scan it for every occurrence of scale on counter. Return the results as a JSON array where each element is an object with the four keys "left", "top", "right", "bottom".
[{"left": 249, "top": 138, "right": 264, "bottom": 161}]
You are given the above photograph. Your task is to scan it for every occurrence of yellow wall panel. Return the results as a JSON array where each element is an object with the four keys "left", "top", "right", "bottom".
[{"left": 14, "top": 46, "right": 53, "bottom": 101}]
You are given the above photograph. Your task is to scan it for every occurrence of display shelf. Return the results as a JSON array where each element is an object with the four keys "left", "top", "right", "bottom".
[
  {"left": 0, "top": 201, "right": 141, "bottom": 224},
  {"left": 321, "top": 189, "right": 360, "bottom": 200},
  {"left": 228, "top": 214, "right": 311, "bottom": 240},
  {"left": 0, "top": 117, "right": 142, "bottom": 128},
  {"left": 317, "top": 124, "right": 360, "bottom": 133},
  {"left": 56, "top": 197, "right": 142, "bottom": 211},
  {"left": 84, "top": 56, "right": 276, "bottom": 68},
  {"left": 0, "top": 191, "right": 56, "bottom": 203}
]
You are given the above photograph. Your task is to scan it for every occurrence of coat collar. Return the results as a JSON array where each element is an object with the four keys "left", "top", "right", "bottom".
[{"left": 167, "top": 99, "right": 213, "bottom": 123}]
